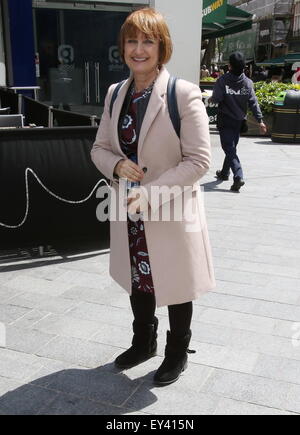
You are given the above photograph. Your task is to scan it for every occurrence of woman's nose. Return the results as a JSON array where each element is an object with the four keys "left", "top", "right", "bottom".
[{"left": 134, "top": 41, "right": 144, "bottom": 54}]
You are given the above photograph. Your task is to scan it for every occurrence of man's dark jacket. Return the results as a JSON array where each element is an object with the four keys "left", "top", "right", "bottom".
[{"left": 211, "top": 72, "right": 263, "bottom": 123}]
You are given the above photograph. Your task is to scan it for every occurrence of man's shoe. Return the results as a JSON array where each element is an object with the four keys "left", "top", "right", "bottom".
[
  {"left": 115, "top": 317, "right": 158, "bottom": 369},
  {"left": 230, "top": 178, "right": 245, "bottom": 193},
  {"left": 216, "top": 170, "right": 229, "bottom": 181}
]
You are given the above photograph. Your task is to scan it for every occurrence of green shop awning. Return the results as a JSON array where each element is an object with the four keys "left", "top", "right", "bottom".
[
  {"left": 202, "top": 1, "right": 253, "bottom": 39},
  {"left": 257, "top": 54, "right": 300, "bottom": 67},
  {"left": 256, "top": 57, "right": 285, "bottom": 67},
  {"left": 285, "top": 53, "right": 300, "bottom": 63}
]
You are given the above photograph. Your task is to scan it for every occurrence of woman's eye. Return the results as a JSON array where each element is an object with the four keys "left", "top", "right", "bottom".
[{"left": 145, "top": 40, "right": 154, "bottom": 44}]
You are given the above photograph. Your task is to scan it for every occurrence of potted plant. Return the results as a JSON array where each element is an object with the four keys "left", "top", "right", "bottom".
[
  {"left": 244, "top": 82, "right": 300, "bottom": 136},
  {"left": 199, "top": 77, "right": 217, "bottom": 92},
  {"left": 200, "top": 77, "right": 217, "bottom": 82}
]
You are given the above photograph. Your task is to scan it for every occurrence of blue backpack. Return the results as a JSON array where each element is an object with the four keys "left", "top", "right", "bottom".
[{"left": 109, "top": 76, "right": 181, "bottom": 139}]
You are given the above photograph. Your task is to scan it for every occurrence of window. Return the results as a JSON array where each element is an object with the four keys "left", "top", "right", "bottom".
[{"left": 293, "top": 1, "right": 300, "bottom": 36}]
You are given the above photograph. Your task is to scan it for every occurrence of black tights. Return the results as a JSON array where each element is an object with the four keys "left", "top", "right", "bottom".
[{"left": 130, "top": 289, "right": 193, "bottom": 336}]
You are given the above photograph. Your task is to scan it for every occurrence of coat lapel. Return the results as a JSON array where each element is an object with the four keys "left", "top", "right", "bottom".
[
  {"left": 138, "top": 67, "right": 170, "bottom": 155},
  {"left": 111, "top": 76, "right": 133, "bottom": 155},
  {"left": 111, "top": 67, "right": 170, "bottom": 156}
]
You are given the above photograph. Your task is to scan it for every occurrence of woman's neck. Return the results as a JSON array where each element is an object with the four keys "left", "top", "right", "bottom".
[{"left": 133, "top": 69, "right": 159, "bottom": 92}]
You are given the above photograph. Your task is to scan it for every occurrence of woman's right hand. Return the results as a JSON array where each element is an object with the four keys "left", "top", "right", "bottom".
[{"left": 114, "top": 159, "right": 144, "bottom": 182}]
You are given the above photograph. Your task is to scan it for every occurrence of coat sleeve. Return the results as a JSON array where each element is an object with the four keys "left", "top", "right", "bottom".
[
  {"left": 91, "top": 84, "right": 125, "bottom": 181},
  {"left": 143, "top": 81, "right": 211, "bottom": 211}
]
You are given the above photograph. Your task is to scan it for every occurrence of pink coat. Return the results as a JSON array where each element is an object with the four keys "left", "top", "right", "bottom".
[{"left": 91, "top": 66, "right": 216, "bottom": 307}]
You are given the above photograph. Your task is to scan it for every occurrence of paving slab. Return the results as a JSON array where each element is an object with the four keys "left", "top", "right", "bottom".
[
  {"left": 201, "top": 369, "right": 300, "bottom": 413},
  {"left": 7, "top": 292, "right": 80, "bottom": 316},
  {"left": 0, "top": 383, "right": 58, "bottom": 415},
  {"left": 35, "top": 336, "right": 120, "bottom": 368},
  {"left": 0, "top": 134, "right": 300, "bottom": 415},
  {"left": 213, "top": 398, "right": 295, "bottom": 416}
]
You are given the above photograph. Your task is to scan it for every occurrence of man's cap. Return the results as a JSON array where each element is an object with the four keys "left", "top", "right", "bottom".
[{"left": 229, "top": 51, "right": 246, "bottom": 74}]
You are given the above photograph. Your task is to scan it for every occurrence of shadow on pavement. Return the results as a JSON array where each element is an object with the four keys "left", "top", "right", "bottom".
[
  {"left": 254, "top": 140, "right": 300, "bottom": 146},
  {"left": 0, "top": 363, "right": 157, "bottom": 415},
  {"left": 0, "top": 239, "right": 109, "bottom": 273},
  {"left": 202, "top": 180, "right": 232, "bottom": 193}
]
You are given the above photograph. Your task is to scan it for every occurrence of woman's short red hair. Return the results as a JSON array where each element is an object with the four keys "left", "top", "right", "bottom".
[{"left": 119, "top": 8, "right": 173, "bottom": 66}]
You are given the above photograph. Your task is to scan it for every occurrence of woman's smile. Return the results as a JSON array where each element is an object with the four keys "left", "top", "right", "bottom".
[{"left": 132, "top": 57, "right": 148, "bottom": 62}]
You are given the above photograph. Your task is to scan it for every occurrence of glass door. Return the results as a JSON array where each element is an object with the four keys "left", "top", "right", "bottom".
[{"left": 34, "top": 5, "right": 130, "bottom": 116}]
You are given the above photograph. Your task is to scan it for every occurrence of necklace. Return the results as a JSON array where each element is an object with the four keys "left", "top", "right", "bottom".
[{"left": 131, "top": 79, "right": 155, "bottom": 99}]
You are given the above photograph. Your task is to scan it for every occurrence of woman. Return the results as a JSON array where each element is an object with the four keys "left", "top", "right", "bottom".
[{"left": 91, "top": 8, "right": 215, "bottom": 386}]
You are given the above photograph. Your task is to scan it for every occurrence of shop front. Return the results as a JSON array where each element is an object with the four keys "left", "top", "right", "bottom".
[
  {"left": 1, "top": 0, "right": 204, "bottom": 116},
  {"left": 33, "top": 1, "right": 133, "bottom": 115},
  {"left": 222, "top": 27, "right": 257, "bottom": 63},
  {"left": 202, "top": 0, "right": 253, "bottom": 40}
]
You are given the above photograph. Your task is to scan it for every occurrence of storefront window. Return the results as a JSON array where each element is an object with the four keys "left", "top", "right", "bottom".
[{"left": 33, "top": 4, "right": 131, "bottom": 116}]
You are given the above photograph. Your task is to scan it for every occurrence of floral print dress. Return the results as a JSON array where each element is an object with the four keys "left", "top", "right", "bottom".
[{"left": 119, "top": 84, "right": 155, "bottom": 294}]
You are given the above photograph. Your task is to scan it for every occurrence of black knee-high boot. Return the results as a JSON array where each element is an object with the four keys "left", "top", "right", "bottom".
[
  {"left": 154, "top": 302, "right": 194, "bottom": 385},
  {"left": 115, "top": 290, "right": 158, "bottom": 369}
]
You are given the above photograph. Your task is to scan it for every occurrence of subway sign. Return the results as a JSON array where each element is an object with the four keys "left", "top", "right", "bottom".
[{"left": 203, "top": 0, "right": 227, "bottom": 24}]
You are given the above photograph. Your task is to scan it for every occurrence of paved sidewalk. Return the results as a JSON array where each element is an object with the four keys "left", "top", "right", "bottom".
[{"left": 0, "top": 134, "right": 300, "bottom": 415}]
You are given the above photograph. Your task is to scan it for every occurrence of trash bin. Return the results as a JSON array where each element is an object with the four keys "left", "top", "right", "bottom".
[{"left": 272, "top": 89, "right": 300, "bottom": 143}]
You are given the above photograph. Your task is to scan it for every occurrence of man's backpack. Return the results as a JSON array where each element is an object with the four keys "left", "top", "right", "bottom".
[{"left": 109, "top": 76, "right": 181, "bottom": 139}]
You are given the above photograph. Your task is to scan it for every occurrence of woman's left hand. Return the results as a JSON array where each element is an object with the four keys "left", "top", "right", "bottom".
[{"left": 127, "top": 187, "right": 149, "bottom": 215}]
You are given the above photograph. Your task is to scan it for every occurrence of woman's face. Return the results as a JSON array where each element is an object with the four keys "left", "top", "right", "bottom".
[{"left": 124, "top": 31, "right": 160, "bottom": 77}]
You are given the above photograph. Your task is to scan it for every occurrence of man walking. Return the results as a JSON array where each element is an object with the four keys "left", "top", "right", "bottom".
[{"left": 211, "top": 52, "right": 267, "bottom": 192}]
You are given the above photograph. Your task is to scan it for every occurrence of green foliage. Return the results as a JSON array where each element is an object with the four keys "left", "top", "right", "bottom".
[
  {"left": 200, "top": 77, "right": 216, "bottom": 82},
  {"left": 254, "top": 82, "right": 300, "bottom": 114}
]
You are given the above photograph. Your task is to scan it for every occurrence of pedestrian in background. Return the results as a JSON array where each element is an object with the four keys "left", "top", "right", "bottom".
[
  {"left": 91, "top": 8, "right": 215, "bottom": 385},
  {"left": 200, "top": 64, "right": 210, "bottom": 80},
  {"left": 211, "top": 66, "right": 220, "bottom": 79},
  {"left": 253, "top": 66, "right": 268, "bottom": 83},
  {"left": 210, "top": 51, "right": 267, "bottom": 192}
]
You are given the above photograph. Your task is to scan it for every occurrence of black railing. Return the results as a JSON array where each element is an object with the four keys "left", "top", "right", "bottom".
[
  {"left": 51, "top": 108, "right": 100, "bottom": 128},
  {"left": 1, "top": 88, "right": 100, "bottom": 128},
  {"left": 23, "top": 96, "right": 50, "bottom": 127}
]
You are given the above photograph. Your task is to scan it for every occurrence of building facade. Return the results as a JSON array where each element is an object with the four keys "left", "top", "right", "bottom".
[
  {"left": 228, "top": 0, "right": 294, "bottom": 61},
  {"left": 288, "top": 0, "right": 300, "bottom": 52},
  {"left": 0, "top": 0, "right": 203, "bottom": 115}
]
